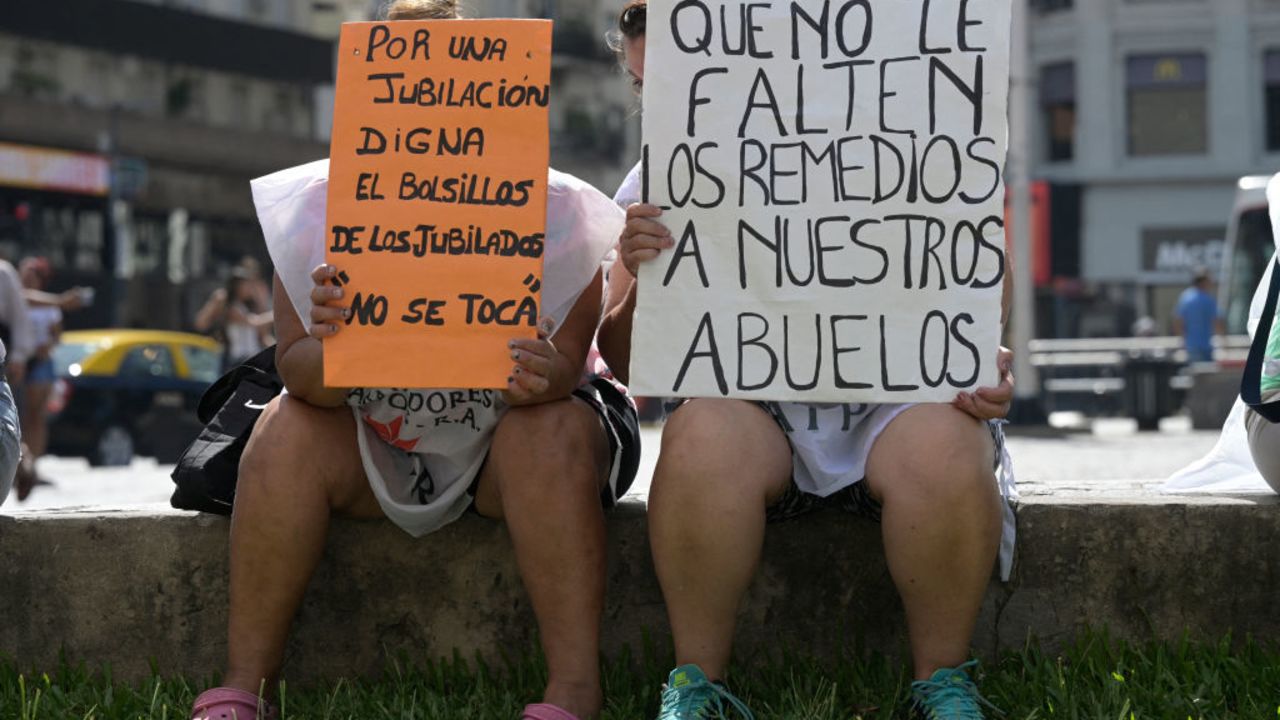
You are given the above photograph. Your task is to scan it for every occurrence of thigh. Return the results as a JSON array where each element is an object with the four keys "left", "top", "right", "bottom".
[
  {"left": 659, "top": 399, "right": 793, "bottom": 504},
  {"left": 472, "top": 396, "right": 610, "bottom": 519},
  {"left": 863, "top": 404, "right": 994, "bottom": 503},
  {"left": 243, "top": 395, "right": 383, "bottom": 519},
  {"left": 1246, "top": 407, "right": 1280, "bottom": 493}
]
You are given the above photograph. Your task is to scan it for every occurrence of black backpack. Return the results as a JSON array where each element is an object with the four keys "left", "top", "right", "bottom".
[
  {"left": 170, "top": 346, "right": 283, "bottom": 515},
  {"left": 1243, "top": 258, "right": 1280, "bottom": 424}
]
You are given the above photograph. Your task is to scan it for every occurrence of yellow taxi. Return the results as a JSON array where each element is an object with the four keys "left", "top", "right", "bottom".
[{"left": 48, "top": 329, "right": 222, "bottom": 466}]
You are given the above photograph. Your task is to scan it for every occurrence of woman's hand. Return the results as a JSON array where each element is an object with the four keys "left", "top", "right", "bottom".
[
  {"left": 953, "top": 346, "right": 1014, "bottom": 420},
  {"left": 307, "top": 264, "right": 351, "bottom": 340},
  {"left": 503, "top": 318, "right": 574, "bottom": 406},
  {"left": 620, "top": 203, "right": 674, "bottom": 277}
]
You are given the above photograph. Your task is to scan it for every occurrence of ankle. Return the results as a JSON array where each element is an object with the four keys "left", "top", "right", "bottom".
[
  {"left": 542, "top": 679, "right": 602, "bottom": 719},
  {"left": 220, "top": 670, "right": 275, "bottom": 699}
]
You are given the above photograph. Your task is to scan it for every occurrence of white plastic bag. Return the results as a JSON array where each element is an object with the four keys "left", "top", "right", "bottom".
[{"left": 1163, "top": 175, "right": 1280, "bottom": 494}]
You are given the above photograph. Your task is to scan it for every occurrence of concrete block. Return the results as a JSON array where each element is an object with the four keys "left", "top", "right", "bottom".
[{"left": 1, "top": 494, "right": 1278, "bottom": 683}]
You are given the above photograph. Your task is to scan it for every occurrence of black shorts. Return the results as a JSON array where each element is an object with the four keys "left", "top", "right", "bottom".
[
  {"left": 764, "top": 416, "right": 1008, "bottom": 524},
  {"left": 574, "top": 377, "right": 642, "bottom": 507},
  {"left": 469, "top": 378, "right": 641, "bottom": 509}
]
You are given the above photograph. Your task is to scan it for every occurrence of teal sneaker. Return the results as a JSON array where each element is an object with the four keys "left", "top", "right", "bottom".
[
  {"left": 656, "top": 664, "right": 754, "bottom": 720},
  {"left": 910, "top": 661, "right": 998, "bottom": 719}
]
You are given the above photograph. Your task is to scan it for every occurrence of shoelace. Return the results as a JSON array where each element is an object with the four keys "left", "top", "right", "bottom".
[
  {"left": 658, "top": 678, "right": 755, "bottom": 720},
  {"left": 911, "top": 662, "right": 1000, "bottom": 720}
]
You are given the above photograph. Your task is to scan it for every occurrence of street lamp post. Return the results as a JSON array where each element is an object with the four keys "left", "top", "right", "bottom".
[{"left": 1009, "top": 0, "right": 1041, "bottom": 418}]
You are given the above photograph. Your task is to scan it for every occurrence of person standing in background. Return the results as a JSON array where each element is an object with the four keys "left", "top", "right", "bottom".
[
  {"left": 1174, "top": 267, "right": 1225, "bottom": 362},
  {"left": 18, "top": 257, "right": 62, "bottom": 465},
  {"left": 194, "top": 267, "right": 274, "bottom": 368}
]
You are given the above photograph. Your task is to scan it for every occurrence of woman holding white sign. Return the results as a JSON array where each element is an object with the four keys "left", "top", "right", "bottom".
[
  {"left": 189, "top": 3, "right": 640, "bottom": 720},
  {"left": 601, "top": 3, "right": 1016, "bottom": 719}
]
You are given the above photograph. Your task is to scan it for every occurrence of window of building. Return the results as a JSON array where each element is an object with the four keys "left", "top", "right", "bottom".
[
  {"left": 1041, "top": 63, "right": 1075, "bottom": 162},
  {"left": 1126, "top": 53, "right": 1207, "bottom": 157},
  {"left": 1265, "top": 51, "right": 1280, "bottom": 152}
]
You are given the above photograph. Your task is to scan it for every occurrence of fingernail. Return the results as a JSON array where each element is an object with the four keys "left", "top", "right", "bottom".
[
  {"left": 342, "top": 308, "right": 352, "bottom": 319},
  {"left": 508, "top": 340, "right": 516, "bottom": 348},
  {"left": 332, "top": 288, "right": 344, "bottom": 298},
  {"left": 513, "top": 367, "right": 522, "bottom": 375},
  {"left": 511, "top": 350, "right": 520, "bottom": 360},
  {"left": 329, "top": 324, "right": 338, "bottom": 333},
  {"left": 507, "top": 376, "right": 514, "bottom": 384},
  {"left": 326, "top": 265, "right": 336, "bottom": 275}
]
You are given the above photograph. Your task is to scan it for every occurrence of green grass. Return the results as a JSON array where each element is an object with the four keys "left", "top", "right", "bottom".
[{"left": 4, "top": 631, "right": 1279, "bottom": 719}]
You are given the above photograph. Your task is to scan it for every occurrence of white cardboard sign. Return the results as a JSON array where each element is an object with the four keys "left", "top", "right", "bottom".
[{"left": 631, "top": 0, "right": 1010, "bottom": 402}]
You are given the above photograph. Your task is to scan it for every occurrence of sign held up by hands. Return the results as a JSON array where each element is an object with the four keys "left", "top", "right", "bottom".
[
  {"left": 324, "top": 19, "right": 552, "bottom": 389},
  {"left": 631, "top": 0, "right": 1011, "bottom": 402}
]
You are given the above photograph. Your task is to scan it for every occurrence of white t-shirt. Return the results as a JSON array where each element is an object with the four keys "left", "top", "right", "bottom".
[{"left": 252, "top": 160, "right": 623, "bottom": 536}]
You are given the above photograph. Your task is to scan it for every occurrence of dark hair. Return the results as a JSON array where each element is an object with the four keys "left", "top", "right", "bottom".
[
  {"left": 607, "top": 0, "right": 646, "bottom": 67},
  {"left": 618, "top": 0, "right": 646, "bottom": 40}
]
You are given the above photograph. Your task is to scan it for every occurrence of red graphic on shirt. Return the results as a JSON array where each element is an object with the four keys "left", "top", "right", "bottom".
[{"left": 363, "top": 414, "right": 419, "bottom": 452}]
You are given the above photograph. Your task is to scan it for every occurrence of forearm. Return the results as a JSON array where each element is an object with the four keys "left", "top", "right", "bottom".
[
  {"left": 277, "top": 337, "right": 348, "bottom": 407},
  {"left": 598, "top": 278, "right": 637, "bottom": 385}
]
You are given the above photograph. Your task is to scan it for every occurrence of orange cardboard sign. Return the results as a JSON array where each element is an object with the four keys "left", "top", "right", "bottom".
[{"left": 324, "top": 19, "right": 551, "bottom": 389}]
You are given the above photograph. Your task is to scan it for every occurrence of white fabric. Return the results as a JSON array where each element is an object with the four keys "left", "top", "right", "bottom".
[
  {"left": 252, "top": 160, "right": 623, "bottom": 536},
  {"left": 224, "top": 304, "right": 264, "bottom": 362},
  {"left": 1164, "top": 173, "right": 1280, "bottom": 495},
  {"left": 27, "top": 305, "right": 60, "bottom": 348},
  {"left": 0, "top": 261, "right": 33, "bottom": 366}
]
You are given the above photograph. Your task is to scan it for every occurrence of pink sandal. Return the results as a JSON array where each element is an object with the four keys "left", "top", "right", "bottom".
[
  {"left": 191, "top": 687, "right": 277, "bottom": 720},
  {"left": 521, "top": 703, "right": 581, "bottom": 720}
]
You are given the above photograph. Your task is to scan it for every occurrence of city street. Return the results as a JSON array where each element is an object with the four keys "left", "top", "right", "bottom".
[{"left": 4, "top": 418, "right": 1224, "bottom": 513}]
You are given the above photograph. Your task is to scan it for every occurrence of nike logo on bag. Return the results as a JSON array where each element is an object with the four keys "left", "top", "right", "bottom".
[{"left": 244, "top": 400, "right": 270, "bottom": 410}]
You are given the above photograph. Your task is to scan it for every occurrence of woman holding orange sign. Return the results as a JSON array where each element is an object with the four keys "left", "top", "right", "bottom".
[{"left": 189, "top": 3, "right": 638, "bottom": 720}]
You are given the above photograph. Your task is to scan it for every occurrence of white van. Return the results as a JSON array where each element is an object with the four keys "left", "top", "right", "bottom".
[{"left": 1220, "top": 176, "right": 1276, "bottom": 335}]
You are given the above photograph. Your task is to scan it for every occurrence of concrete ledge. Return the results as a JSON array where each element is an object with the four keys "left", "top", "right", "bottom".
[{"left": 2, "top": 494, "right": 1278, "bottom": 682}]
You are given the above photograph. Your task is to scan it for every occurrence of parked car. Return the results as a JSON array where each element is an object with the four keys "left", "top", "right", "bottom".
[{"left": 47, "top": 329, "right": 222, "bottom": 466}]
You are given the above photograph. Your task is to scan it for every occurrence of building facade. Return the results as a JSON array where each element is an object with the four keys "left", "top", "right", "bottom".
[
  {"left": 1029, "top": 0, "right": 1280, "bottom": 336},
  {"left": 0, "top": 0, "right": 638, "bottom": 332},
  {"left": 0, "top": 0, "right": 333, "bottom": 330}
]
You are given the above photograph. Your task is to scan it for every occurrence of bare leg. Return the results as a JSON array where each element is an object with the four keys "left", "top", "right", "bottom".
[
  {"left": 19, "top": 382, "right": 50, "bottom": 459},
  {"left": 647, "top": 400, "right": 792, "bottom": 680},
  {"left": 222, "top": 395, "right": 383, "bottom": 694},
  {"left": 864, "top": 405, "right": 1001, "bottom": 680},
  {"left": 472, "top": 398, "right": 611, "bottom": 719}
]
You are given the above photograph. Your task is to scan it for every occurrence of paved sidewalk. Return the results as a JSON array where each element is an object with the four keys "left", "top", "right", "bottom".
[{"left": 3, "top": 418, "right": 1225, "bottom": 512}]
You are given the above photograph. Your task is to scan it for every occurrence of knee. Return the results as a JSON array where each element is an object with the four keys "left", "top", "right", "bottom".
[
  {"left": 238, "top": 396, "right": 343, "bottom": 492},
  {"left": 654, "top": 400, "right": 786, "bottom": 499},
  {"left": 892, "top": 407, "right": 996, "bottom": 504},
  {"left": 494, "top": 399, "right": 605, "bottom": 483}
]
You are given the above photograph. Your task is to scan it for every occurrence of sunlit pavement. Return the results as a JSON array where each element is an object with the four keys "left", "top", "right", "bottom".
[{"left": 1, "top": 417, "right": 1227, "bottom": 513}]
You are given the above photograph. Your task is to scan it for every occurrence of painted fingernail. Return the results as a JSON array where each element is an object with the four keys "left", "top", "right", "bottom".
[
  {"left": 342, "top": 308, "right": 352, "bottom": 319},
  {"left": 329, "top": 324, "right": 338, "bottom": 333},
  {"left": 513, "top": 367, "right": 522, "bottom": 375},
  {"left": 507, "top": 376, "right": 514, "bottom": 384},
  {"left": 326, "top": 265, "right": 336, "bottom": 275},
  {"left": 511, "top": 350, "right": 520, "bottom": 361}
]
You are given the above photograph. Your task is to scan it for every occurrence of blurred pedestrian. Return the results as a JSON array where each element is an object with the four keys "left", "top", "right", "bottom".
[
  {"left": 0, "top": 258, "right": 35, "bottom": 500},
  {"left": 194, "top": 267, "right": 274, "bottom": 368},
  {"left": 1174, "top": 267, "right": 1224, "bottom": 362},
  {"left": 18, "top": 257, "right": 62, "bottom": 464}
]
